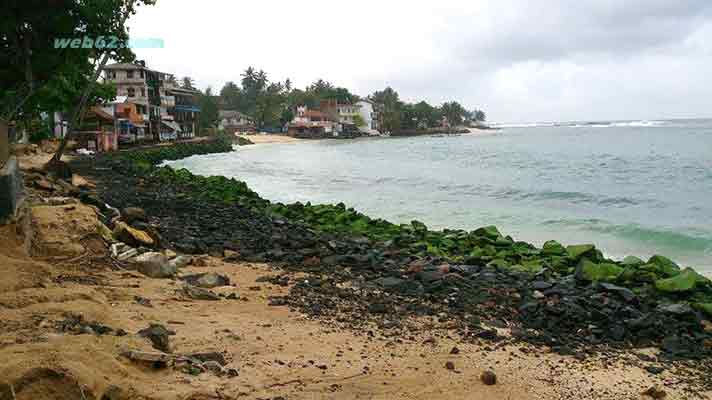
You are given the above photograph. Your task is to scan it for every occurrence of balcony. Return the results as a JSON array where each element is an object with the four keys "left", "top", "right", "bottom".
[
  {"left": 161, "top": 96, "right": 176, "bottom": 107},
  {"left": 174, "top": 104, "right": 201, "bottom": 113}
]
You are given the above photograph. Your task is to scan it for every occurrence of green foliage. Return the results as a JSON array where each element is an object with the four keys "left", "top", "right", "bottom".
[
  {"left": 441, "top": 101, "right": 467, "bottom": 127},
  {"left": 198, "top": 87, "right": 219, "bottom": 132},
  {"left": 370, "top": 87, "right": 402, "bottom": 133},
  {"left": 1, "top": 0, "right": 155, "bottom": 120},
  {"left": 352, "top": 114, "right": 366, "bottom": 128}
]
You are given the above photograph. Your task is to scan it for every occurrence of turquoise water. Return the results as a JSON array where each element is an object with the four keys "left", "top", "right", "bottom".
[{"left": 167, "top": 119, "right": 712, "bottom": 271}]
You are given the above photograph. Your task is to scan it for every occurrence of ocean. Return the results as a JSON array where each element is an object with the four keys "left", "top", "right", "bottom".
[{"left": 166, "top": 119, "right": 712, "bottom": 271}]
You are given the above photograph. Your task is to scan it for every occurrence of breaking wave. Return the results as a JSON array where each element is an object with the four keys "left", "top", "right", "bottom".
[{"left": 542, "top": 218, "right": 712, "bottom": 253}]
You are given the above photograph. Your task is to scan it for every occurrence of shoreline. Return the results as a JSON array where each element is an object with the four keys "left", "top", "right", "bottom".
[{"left": 2, "top": 141, "right": 711, "bottom": 398}]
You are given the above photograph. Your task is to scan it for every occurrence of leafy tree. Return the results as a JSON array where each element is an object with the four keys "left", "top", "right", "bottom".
[
  {"left": 441, "top": 101, "right": 466, "bottom": 127},
  {"left": 370, "top": 87, "right": 402, "bottom": 133},
  {"left": 219, "top": 81, "right": 243, "bottom": 110},
  {"left": 0, "top": 0, "right": 158, "bottom": 165},
  {"left": 474, "top": 109, "right": 487, "bottom": 122},
  {"left": 197, "top": 86, "right": 219, "bottom": 132},
  {"left": 181, "top": 76, "right": 196, "bottom": 90},
  {"left": 413, "top": 101, "right": 442, "bottom": 128},
  {"left": 1, "top": 0, "right": 138, "bottom": 120},
  {"left": 352, "top": 114, "right": 366, "bottom": 128}
]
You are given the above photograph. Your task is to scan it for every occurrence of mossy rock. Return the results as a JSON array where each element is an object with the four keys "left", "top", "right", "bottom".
[
  {"left": 575, "top": 259, "right": 623, "bottom": 282},
  {"left": 487, "top": 259, "right": 510, "bottom": 269},
  {"left": 495, "top": 235, "right": 514, "bottom": 247},
  {"left": 693, "top": 303, "right": 712, "bottom": 317},
  {"left": 619, "top": 266, "right": 657, "bottom": 283},
  {"left": 647, "top": 255, "right": 681, "bottom": 278},
  {"left": 655, "top": 268, "right": 710, "bottom": 293},
  {"left": 621, "top": 255, "right": 645, "bottom": 267},
  {"left": 474, "top": 225, "right": 501, "bottom": 239},
  {"left": 566, "top": 244, "right": 596, "bottom": 261},
  {"left": 542, "top": 240, "right": 567, "bottom": 256},
  {"left": 512, "top": 260, "right": 543, "bottom": 273}
]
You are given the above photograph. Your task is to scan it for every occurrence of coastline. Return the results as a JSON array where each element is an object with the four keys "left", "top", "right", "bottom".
[
  {"left": 238, "top": 133, "right": 304, "bottom": 145},
  {"left": 2, "top": 141, "right": 711, "bottom": 399}
]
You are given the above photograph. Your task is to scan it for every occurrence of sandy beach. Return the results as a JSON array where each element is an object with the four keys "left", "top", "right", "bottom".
[
  {"left": 1, "top": 147, "right": 709, "bottom": 399},
  {"left": 239, "top": 133, "right": 304, "bottom": 145}
]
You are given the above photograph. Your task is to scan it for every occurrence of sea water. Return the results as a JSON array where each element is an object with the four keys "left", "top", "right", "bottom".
[{"left": 167, "top": 119, "right": 712, "bottom": 271}]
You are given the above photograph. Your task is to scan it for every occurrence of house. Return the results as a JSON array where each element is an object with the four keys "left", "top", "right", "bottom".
[
  {"left": 218, "top": 110, "right": 254, "bottom": 134},
  {"left": 74, "top": 107, "right": 119, "bottom": 152},
  {"left": 287, "top": 105, "right": 339, "bottom": 138},
  {"left": 318, "top": 100, "right": 363, "bottom": 136},
  {"left": 103, "top": 62, "right": 160, "bottom": 140}
]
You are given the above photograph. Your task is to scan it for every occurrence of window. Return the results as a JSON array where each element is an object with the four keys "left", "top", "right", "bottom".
[
  {"left": 127, "top": 87, "right": 135, "bottom": 97},
  {"left": 139, "top": 70, "right": 144, "bottom": 79},
  {"left": 127, "top": 70, "right": 134, "bottom": 79},
  {"left": 140, "top": 88, "right": 146, "bottom": 97}
]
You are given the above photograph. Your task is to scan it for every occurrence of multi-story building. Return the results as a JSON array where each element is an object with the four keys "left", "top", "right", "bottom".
[{"left": 104, "top": 61, "right": 200, "bottom": 141}]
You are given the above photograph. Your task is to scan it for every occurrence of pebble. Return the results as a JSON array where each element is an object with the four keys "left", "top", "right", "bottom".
[{"left": 480, "top": 370, "right": 497, "bottom": 385}]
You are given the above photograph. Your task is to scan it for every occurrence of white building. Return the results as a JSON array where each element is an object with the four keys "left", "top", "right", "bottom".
[{"left": 356, "top": 100, "right": 380, "bottom": 135}]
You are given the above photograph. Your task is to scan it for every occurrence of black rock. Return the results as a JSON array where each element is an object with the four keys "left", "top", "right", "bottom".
[{"left": 138, "top": 324, "right": 175, "bottom": 353}]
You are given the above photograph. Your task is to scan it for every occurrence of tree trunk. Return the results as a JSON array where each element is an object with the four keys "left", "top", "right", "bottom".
[{"left": 49, "top": 51, "right": 110, "bottom": 165}]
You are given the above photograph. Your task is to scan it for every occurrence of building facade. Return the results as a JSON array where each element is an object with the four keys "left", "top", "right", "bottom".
[
  {"left": 218, "top": 110, "right": 254, "bottom": 134},
  {"left": 104, "top": 61, "right": 200, "bottom": 141},
  {"left": 356, "top": 100, "right": 381, "bottom": 134}
]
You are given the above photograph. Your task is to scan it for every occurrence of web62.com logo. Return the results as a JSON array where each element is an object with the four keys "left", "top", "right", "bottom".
[{"left": 54, "top": 36, "right": 164, "bottom": 49}]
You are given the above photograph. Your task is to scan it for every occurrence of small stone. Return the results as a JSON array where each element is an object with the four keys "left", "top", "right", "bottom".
[
  {"left": 445, "top": 361, "right": 455, "bottom": 370},
  {"left": 450, "top": 346, "right": 460, "bottom": 355},
  {"left": 100, "top": 384, "right": 124, "bottom": 400},
  {"left": 642, "top": 385, "right": 666, "bottom": 399},
  {"left": 181, "top": 272, "right": 229, "bottom": 288},
  {"left": 182, "top": 285, "right": 220, "bottom": 301},
  {"left": 645, "top": 365, "right": 665, "bottom": 375},
  {"left": 202, "top": 360, "right": 224, "bottom": 374},
  {"left": 480, "top": 370, "right": 497, "bottom": 385},
  {"left": 169, "top": 255, "right": 193, "bottom": 269},
  {"left": 133, "top": 252, "right": 175, "bottom": 278}
]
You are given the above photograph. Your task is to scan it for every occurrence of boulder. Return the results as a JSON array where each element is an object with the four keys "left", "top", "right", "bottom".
[
  {"left": 71, "top": 174, "right": 95, "bottom": 190},
  {"left": 575, "top": 259, "right": 623, "bottom": 282},
  {"left": 620, "top": 255, "right": 645, "bottom": 267},
  {"left": 121, "top": 207, "right": 148, "bottom": 224},
  {"left": 474, "top": 225, "right": 501, "bottom": 239},
  {"left": 113, "top": 221, "right": 154, "bottom": 247},
  {"left": 181, "top": 272, "right": 230, "bottom": 289},
  {"left": 598, "top": 282, "right": 636, "bottom": 302},
  {"left": 655, "top": 268, "right": 709, "bottom": 293},
  {"left": 647, "top": 255, "right": 681, "bottom": 278},
  {"left": 133, "top": 252, "right": 176, "bottom": 278},
  {"left": 566, "top": 244, "right": 596, "bottom": 261}
]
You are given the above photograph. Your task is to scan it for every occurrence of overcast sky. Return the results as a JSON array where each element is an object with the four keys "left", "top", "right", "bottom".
[{"left": 127, "top": 0, "right": 712, "bottom": 123}]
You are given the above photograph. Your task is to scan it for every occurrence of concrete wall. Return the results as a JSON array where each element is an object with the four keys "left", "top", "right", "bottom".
[{"left": 0, "top": 156, "right": 23, "bottom": 222}]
